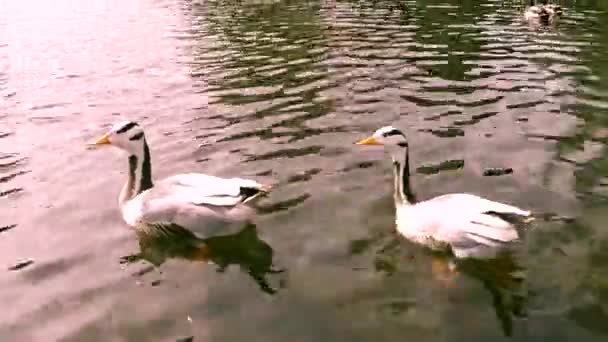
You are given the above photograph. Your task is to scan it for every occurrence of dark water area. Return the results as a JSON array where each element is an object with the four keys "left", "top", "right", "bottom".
[{"left": 2, "top": 0, "right": 608, "bottom": 341}]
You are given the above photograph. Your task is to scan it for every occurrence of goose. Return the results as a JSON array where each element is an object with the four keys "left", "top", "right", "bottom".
[
  {"left": 355, "top": 126, "right": 533, "bottom": 258},
  {"left": 91, "top": 121, "right": 271, "bottom": 237},
  {"left": 524, "top": 0, "right": 563, "bottom": 22}
]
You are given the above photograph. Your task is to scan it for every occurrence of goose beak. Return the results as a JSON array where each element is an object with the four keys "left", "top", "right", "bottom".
[
  {"left": 355, "top": 136, "right": 380, "bottom": 145},
  {"left": 94, "top": 134, "right": 111, "bottom": 145},
  {"left": 87, "top": 133, "right": 112, "bottom": 150}
]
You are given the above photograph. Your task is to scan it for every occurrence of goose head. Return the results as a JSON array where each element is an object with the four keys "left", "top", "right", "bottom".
[
  {"left": 355, "top": 126, "right": 408, "bottom": 156},
  {"left": 94, "top": 121, "right": 147, "bottom": 156}
]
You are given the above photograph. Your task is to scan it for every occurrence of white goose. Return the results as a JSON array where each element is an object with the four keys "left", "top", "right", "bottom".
[
  {"left": 355, "top": 126, "right": 533, "bottom": 258},
  {"left": 92, "top": 121, "right": 271, "bottom": 237}
]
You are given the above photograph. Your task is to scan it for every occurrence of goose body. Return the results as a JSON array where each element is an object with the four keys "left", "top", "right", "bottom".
[
  {"left": 396, "top": 194, "right": 530, "bottom": 257},
  {"left": 356, "top": 126, "right": 533, "bottom": 258},
  {"left": 93, "top": 121, "right": 270, "bottom": 237}
]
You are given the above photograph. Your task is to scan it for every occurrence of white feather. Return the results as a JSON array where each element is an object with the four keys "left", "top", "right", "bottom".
[
  {"left": 161, "top": 173, "right": 266, "bottom": 206},
  {"left": 396, "top": 193, "right": 531, "bottom": 258},
  {"left": 121, "top": 173, "right": 268, "bottom": 237}
]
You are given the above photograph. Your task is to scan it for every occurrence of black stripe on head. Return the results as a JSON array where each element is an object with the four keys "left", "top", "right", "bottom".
[
  {"left": 382, "top": 129, "right": 405, "bottom": 138},
  {"left": 129, "top": 132, "right": 144, "bottom": 141},
  {"left": 397, "top": 142, "right": 408, "bottom": 148},
  {"left": 117, "top": 122, "right": 138, "bottom": 134}
]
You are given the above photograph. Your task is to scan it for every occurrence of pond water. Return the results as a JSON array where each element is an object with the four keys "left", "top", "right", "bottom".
[{"left": 2, "top": 0, "right": 608, "bottom": 341}]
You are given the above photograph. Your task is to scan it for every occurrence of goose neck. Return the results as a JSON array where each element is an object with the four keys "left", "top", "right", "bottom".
[
  {"left": 391, "top": 147, "right": 416, "bottom": 206},
  {"left": 119, "top": 139, "right": 154, "bottom": 207}
]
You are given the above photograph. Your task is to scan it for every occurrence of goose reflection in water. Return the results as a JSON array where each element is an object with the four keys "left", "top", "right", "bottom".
[
  {"left": 432, "top": 251, "right": 527, "bottom": 337},
  {"left": 121, "top": 223, "right": 284, "bottom": 295},
  {"left": 360, "top": 231, "right": 527, "bottom": 338}
]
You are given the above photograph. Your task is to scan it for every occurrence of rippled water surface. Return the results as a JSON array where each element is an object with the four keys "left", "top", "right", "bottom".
[{"left": 3, "top": 0, "right": 608, "bottom": 341}]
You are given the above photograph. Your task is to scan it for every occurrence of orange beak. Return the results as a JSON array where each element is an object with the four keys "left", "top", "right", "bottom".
[
  {"left": 94, "top": 134, "right": 111, "bottom": 145},
  {"left": 355, "top": 136, "right": 380, "bottom": 145}
]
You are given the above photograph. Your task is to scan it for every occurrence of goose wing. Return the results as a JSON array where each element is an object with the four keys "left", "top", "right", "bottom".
[
  {"left": 440, "top": 212, "right": 523, "bottom": 259},
  {"left": 161, "top": 173, "right": 269, "bottom": 207},
  {"left": 427, "top": 193, "right": 531, "bottom": 243},
  {"left": 459, "top": 212, "right": 519, "bottom": 244},
  {"left": 123, "top": 173, "right": 270, "bottom": 237},
  {"left": 427, "top": 193, "right": 531, "bottom": 217},
  {"left": 401, "top": 193, "right": 530, "bottom": 256}
]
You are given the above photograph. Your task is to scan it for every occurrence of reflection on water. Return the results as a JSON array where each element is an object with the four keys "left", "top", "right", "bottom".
[
  {"left": 2, "top": 0, "right": 608, "bottom": 341},
  {"left": 122, "top": 224, "right": 284, "bottom": 295},
  {"left": 351, "top": 222, "right": 527, "bottom": 337},
  {"left": 454, "top": 254, "right": 527, "bottom": 337}
]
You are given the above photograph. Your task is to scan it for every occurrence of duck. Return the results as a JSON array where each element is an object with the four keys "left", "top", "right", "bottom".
[
  {"left": 91, "top": 121, "right": 271, "bottom": 237},
  {"left": 524, "top": 0, "right": 563, "bottom": 22},
  {"left": 355, "top": 126, "right": 533, "bottom": 258}
]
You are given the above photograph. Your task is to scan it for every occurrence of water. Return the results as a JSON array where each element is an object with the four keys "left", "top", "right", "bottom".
[{"left": 2, "top": 0, "right": 608, "bottom": 340}]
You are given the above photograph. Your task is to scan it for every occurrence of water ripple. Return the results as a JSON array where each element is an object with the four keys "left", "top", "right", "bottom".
[
  {"left": 5, "top": 0, "right": 608, "bottom": 341},
  {"left": 186, "top": 1, "right": 608, "bottom": 339}
]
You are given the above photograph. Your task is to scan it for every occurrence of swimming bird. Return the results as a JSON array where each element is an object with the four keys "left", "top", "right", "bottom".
[
  {"left": 524, "top": 0, "right": 563, "bottom": 22},
  {"left": 355, "top": 126, "right": 533, "bottom": 258},
  {"left": 92, "top": 121, "right": 271, "bottom": 237}
]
